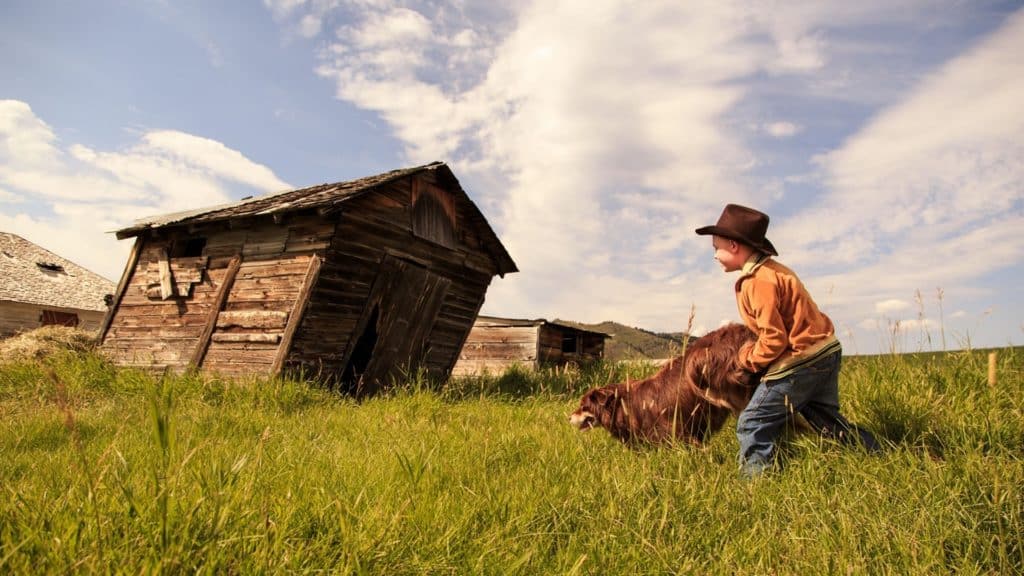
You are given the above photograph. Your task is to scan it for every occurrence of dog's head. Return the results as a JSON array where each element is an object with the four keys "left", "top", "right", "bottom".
[{"left": 569, "top": 386, "right": 619, "bottom": 431}]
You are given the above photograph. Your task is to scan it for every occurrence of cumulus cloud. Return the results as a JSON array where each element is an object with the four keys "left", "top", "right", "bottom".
[
  {"left": 311, "top": 0, "right": 777, "bottom": 327},
  {"left": 773, "top": 10, "right": 1024, "bottom": 334},
  {"left": 272, "top": 1, "right": 1021, "bottom": 349},
  {"left": 0, "top": 100, "right": 291, "bottom": 280}
]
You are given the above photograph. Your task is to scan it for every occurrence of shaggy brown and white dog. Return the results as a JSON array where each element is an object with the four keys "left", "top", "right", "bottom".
[{"left": 569, "top": 323, "right": 758, "bottom": 445}]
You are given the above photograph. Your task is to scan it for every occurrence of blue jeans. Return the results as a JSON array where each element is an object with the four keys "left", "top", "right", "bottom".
[{"left": 736, "top": 350, "right": 880, "bottom": 477}]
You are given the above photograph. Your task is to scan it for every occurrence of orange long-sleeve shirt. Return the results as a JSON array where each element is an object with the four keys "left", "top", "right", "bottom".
[{"left": 734, "top": 254, "right": 839, "bottom": 380}]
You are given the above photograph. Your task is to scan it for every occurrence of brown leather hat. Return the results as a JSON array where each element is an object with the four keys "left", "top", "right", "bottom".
[{"left": 695, "top": 203, "right": 778, "bottom": 256}]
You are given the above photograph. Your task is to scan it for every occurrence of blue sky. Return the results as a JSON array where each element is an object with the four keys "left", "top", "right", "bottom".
[{"left": 2, "top": 0, "right": 1022, "bottom": 354}]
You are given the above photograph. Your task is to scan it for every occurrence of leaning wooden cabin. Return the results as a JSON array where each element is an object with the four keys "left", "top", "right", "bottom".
[
  {"left": 451, "top": 316, "right": 609, "bottom": 375},
  {"left": 99, "top": 162, "right": 517, "bottom": 394}
]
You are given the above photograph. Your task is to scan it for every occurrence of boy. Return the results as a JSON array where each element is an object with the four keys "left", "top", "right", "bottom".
[{"left": 696, "top": 204, "right": 880, "bottom": 478}]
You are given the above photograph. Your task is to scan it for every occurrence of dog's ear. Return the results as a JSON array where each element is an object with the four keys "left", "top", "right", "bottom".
[
  {"left": 591, "top": 387, "right": 618, "bottom": 408},
  {"left": 581, "top": 388, "right": 601, "bottom": 407}
]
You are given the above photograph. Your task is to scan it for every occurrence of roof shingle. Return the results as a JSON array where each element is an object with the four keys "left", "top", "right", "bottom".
[
  {"left": 0, "top": 233, "right": 116, "bottom": 311},
  {"left": 113, "top": 161, "right": 517, "bottom": 275}
]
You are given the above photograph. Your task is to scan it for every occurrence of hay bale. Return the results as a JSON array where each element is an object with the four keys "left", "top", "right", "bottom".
[{"left": 0, "top": 326, "right": 99, "bottom": 362}]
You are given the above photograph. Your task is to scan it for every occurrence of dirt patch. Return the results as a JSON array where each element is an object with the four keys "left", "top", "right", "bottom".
[{"left": 0, "top": 326, "right": 99, "bottom": 362}]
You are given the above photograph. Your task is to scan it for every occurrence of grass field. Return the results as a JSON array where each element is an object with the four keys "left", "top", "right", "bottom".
[{"left": 1, "top": 345, "right": 1021, "bottom": 574}]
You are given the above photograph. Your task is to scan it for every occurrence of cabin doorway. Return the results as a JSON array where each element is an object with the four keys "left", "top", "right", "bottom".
[{"left": 339, "top": 255, "right": 450, "bottom": 396}]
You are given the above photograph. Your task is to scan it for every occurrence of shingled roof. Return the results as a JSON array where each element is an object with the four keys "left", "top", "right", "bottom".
[
  {"left": 0, "top": 232, "right": 116, "bottom": 312},
  {"left": 114, "top": 161, "right": 516, "bottom": 275}
]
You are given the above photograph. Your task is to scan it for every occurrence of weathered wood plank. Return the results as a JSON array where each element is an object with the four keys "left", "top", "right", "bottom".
[
  {"left": 460, "top": 340, "right": 537, "bottom": 355},
  {"left": 210, "top": 333, "right": 282, "bottom": 343},
  {"left": 204, "top": 349, "right": 277, "bottom": 365},
  {"left": 99, "top": 236, "right": 143, "bottom": 343},
  {"left": 158, "top": 248, "right": 174, "bottom": 300},
  {"left": 285, "top": 220, "right": 335, "bottom": 252},
  {"left": 462, "top": 326, "right": 539, "bottom": 344},
  {"left": 272, "top": 254, "right": 322, "bottom": 375},
  {"left": 215, "top": 310, "right": 289, "bottom": 329},
  {"left": 190, "top": 255, "right": 241, "bottom": 367},
  {"left": 222, "top": 300, "right": 300, "bottom": 312},
  {"left": 106, "top": 326, "right": 205, "bottom": 340}
]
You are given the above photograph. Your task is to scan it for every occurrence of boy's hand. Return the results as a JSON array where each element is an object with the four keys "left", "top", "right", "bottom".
[{"left": 737, "top": 341, "right": 754, "bottom": 371}]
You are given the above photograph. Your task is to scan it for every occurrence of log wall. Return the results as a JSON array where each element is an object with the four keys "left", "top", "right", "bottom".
[
  {"left": 0, "top": 301, "right": 106, "bottom": 339},
  {"left": 538, "top": 326, "right": 606, "bottom": 365},
  {"left": 103, "top": 171, "right": 499, "bottom": 386},
  {"left": 102, "top": 213, "right": 332, "bottom": 374},
  {"left": 453, "top": 323, "right": 606, "bottom": 376},
  {"left": 450, "top": 325, "right": 539, "bottom": 376},
  {"left": 287, "top": 173, "right": 495, "bottom": 385}
]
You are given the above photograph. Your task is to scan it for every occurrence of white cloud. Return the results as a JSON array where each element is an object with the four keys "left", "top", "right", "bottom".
[
  {"left": 299, "top": 14, "right": 323, "bottom": 37},
  {"left": 282, "top": 1, "right": 1022, "bottom": 350},
  {"left": 0, "top": 100, "right": 61, "bottom": 166},
  {"left": 769, "top": 9, "right": 1024, "bottom": 341},
  {"left": 875, "top": 299, "right": 909, "bottom": 314},
  {"left": 0, "top": 187, "right": 23, "bottom": 203},
  {"left": 762, "top": 121, "right": 802, "bottom": 138},
  {"left": 0, "top": 100, "right": 291, "bottom": 280},
  {"left": 263, "top": 0, "right": 311, "bottom": 19},
  {"left": 348, "top": 7, "right": 432, "bottom": 48}
]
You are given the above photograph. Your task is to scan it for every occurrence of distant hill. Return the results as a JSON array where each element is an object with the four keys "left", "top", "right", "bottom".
[{"left": 554, "top": 319, "right": 693, "bottom": 362}]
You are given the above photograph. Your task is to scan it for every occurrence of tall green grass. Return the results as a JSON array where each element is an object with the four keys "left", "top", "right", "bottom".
[{"left": 1, "top": 348, "right": 1021, "bottom": 574}]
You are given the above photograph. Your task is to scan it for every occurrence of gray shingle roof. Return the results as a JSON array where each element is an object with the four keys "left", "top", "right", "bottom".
[{"left": 0, "top": 232, "right": 116, "bottom": 311}]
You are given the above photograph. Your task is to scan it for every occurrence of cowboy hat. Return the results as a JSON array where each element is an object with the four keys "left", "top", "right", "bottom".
[{"left": 695, "top": 203, "right": 778, "bottom": 256}]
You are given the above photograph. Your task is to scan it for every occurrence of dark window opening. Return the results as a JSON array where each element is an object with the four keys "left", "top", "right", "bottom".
[
  {"left": 41, "top": 310, "right": 79, "bottom": 327},
  {"left": 412, "top": 185, "right": 458, "bottom": 248},
  {"left": 341, "top": 305, "right": 380, "bottom": 395},
  {"left": 36, "top": 262, "right": 65, "bottom": 273},
  {"left": 562, "top": 334, "right": 579, "bottom": 354},
  {"left": 174, "top": 237, "right": 207, "bottom": 258}
]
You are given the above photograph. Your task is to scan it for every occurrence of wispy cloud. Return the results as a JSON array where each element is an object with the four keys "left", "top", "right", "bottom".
[
  {"left": 761, "top": 121, "right": 802, "bottom": 138},
  {"left": 4, "top": 1, "right": 1014, "bottom": 353},
  {"left": 293, "top": 1, "right": 1021, "bottom": 344},
  {"left": 0, "top": 100, "right": 291, "bottom": 280},
  {"left": 774, "top": 9, "right": 1024, "bottom": 335},
  {"left": 0, "top": 187, "right": 23, "bottom": 203}
]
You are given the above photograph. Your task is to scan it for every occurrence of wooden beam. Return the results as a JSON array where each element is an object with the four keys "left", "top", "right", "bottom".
[
  {"left": 271, "top": 254, "right": 323, "bottom": 376},
  {"left": 211, "top": 333, "right": 282, "bottom": 344},
  {"left": 190, "top": 255, "right": 241, "bottom": 368},
  {"left": 98, "top": 236, "right": 143, "bottom": 344},
  {"left": 157, "top": 248, "right": 174, "bottom": 300},
  {"left": 216, "top": 310, "right": 289, "bottom": 330}
]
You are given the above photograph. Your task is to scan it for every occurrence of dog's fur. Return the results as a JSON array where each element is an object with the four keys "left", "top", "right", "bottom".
[{"left": 569, "top": 323, "right": 758, "bottom": 445}]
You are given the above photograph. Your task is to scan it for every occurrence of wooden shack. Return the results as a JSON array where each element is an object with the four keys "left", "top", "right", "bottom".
[
  {"left": 99, "top": 162, "right": 517, "bottom": 395},
  {"left": 451, "top": 316, "right": 609, "bottom": 375},
  {"left": 1, "top": 232, "right": 115, "bottom": 338}
]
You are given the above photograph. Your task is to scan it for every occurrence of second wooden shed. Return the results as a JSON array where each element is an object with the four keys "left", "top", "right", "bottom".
[
  {"left": 452, "top": 316, "right": 609, "bottom": 375},
  {"left": 100, "top": 162, "right": 517, "bottom": 395}
]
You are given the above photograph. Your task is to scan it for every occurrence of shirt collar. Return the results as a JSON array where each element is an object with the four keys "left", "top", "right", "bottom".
[
  {"left": 740, "top": 252, "right": 770, "bottom": 277},
  {"left": 735, "top": 252, "right": 770, "bottom": 291}
]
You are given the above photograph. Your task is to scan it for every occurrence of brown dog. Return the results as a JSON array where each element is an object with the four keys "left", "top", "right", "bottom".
[{"left": 569, "top": 323, "right": 758, "bottom": 445}]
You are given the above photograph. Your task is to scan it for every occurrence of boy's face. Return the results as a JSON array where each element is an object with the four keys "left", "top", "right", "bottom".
[{"left": 712, "top": 235, "right": 746, "bottom": 272}]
